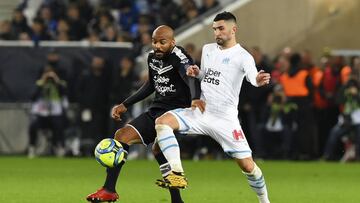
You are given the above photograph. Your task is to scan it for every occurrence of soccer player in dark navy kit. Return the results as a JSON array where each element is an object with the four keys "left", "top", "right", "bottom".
[{"left": 86, "top": 25, "right": 205, "bottom": 203}]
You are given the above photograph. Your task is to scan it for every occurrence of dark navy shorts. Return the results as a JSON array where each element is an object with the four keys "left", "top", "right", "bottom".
[{"left": 127, "top": 108, "right": 168, "bottom": 145}]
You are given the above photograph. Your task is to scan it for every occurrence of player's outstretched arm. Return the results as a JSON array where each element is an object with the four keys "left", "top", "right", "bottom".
[
  {"left": 186, "top": 65, "right": 205, "bottom": 80},
  {"left": 111, "top": 104, "right": 127, "bottom": 121},
  {"left": 256, "top": 70, "right": 271, "bottom": 87},
  {"left": 112, "top": 80, "right": 155, "bottom": 121}
]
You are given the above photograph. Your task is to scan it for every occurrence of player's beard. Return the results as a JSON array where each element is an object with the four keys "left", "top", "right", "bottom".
[
  {"left": 155, "top": 51, "right": 165, "bottom": 59},
  {"left": 215, "top": 38, "right": 225, "bottom": 46}
]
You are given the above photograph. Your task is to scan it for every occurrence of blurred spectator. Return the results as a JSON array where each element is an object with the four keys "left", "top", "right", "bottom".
[
  {"left": 185, "top": 7, "right": 199, "bottom": 22},
  {"left": 281, "top": 46, "right": 293, "bottom": 59},
  {"left": 251, "top": 46, "right": 273, "bottom": 73},
  {"left": 18, "top": 32, "right": 31, "bottom": 41},
  {"left": 109, "top": 56, "right": 138, "bottom": 132},
  {"left": 133, "top": 31, "right": 152, "bottom": 56},
  {"left": 76, "top": 56, "right": 111, "bottom": 155},
  {"left": 238, "top": 47, "right": 273, "bottom": 158},
  {"left": 70, "top": 0, "right": 94, "bottom": 22},
  {"left": 41, "top": 0, "right": 67, "bottom": 20},
  {"left": 349, "top": 56, "right": 360, "bottom": 80},
  {"left": 29, "top": 17, "right": 51, "bottom": 42},
  {"left": 272, "top": 55, "right": 290, "bottom": 84},
  {"left": 0, "top": 20, "right": 15, "bottom": 40},
  {"left": 28, "top": 65, "right": 68, "bottom": 158},
  {"left": 179, "top": 0, "right": 199, "bottom": 23},
  {"left": 100, "top": 25, "right": 119, "bottom": 42},
  {"left": 46, "top": 50, "right": 68, "bottom": 79},
  {"left": 303, "top": 50, "right": 329, "bottom": 155},
  {"left": 118, "top": 0, "right": 139, "bottom": 33},
  {"left": 87, "top": 31, "right": 100, "bottom": 42},
  {"left": 130, "top": 14, "right": 153, "bottom": 39},
  {"left": 37, "top": 6, "right": 57, "bottom": 38},
  {"left": 199, "top": 0, "right": 220, "bottom": 14},
  {"left": 157, "top": 0, "right": 183, "bottom": 29},
  {"left": 55, "top": 18, "right": 70, "bottom": 41},
  {"left": 316, "top": 55, "right": 343, "bottom": 153},
  {"left": 260, "top": 84, "right": 297, "bottom": 159},
  {"left": 66, "top": 4, "right": 88, "bottom": 40},
  {"left": 89, "top": 8, "right": 115, "bottom": 38},
  {"left": 184, "top": 43, "right": 201, "bottom": 65},
  {"left": 280, "top": 53, "right": 317, "bottom": 159},
  {"left": 10, "top": 8, "right": 31, "bottom": 39},
  {"left": 323, "top": 78, "right": 360, "bottom": 161}
]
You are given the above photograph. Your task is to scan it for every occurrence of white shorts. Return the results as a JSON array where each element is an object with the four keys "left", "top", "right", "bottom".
[{"left": 169, "top": 108, "right": 252, "bottom": 159}]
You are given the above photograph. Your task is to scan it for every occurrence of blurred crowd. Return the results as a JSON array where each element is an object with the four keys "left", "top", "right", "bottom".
[
  {"left": 1, "top": 0, "right": 359, "bottom": 162},
  {"left": 0, "top": 0, "right": 219, "bottom": 56},
  {"left": 239, "top": 47, "right": 360, "bottom": 162}
]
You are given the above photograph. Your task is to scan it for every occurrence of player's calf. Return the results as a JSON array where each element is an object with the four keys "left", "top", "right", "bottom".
[{"left": 242, "top": 163, "right": 270, "bottom": 203}]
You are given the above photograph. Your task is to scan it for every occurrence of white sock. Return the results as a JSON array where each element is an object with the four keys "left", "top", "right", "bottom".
[
  {"left": 155, "top": 124, "right": 184, "bottom": 173},
  {"left": 243, "top": 164, "right": 270, "bottom": 203}
]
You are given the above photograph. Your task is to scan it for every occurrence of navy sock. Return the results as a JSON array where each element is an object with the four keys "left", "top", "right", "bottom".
[
  {"left": 155, "top": 153, "right": 184, "bottom": 203},
  {"left": 103, "top": 142, "right": 129, "bottom": 192}
]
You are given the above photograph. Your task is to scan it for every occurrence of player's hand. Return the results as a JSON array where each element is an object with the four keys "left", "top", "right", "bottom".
[
  {"left": 191, "top": 99, "right": 206, "bottom": 113},
  {"left": 186, "top": 65, "right": 200, "bottom": 77},
  {"left": 256, "top": 70, "right": 271, "bottom": 86},
  {"left": 111, "top": 103, "right": 127, "bottom": 121}
]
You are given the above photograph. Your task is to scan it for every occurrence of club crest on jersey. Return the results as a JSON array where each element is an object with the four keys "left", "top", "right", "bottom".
[{"left": 222, "top": 57, "right": 230, "bottom": 64}]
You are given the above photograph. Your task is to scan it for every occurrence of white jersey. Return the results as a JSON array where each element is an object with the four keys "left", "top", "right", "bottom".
[{"left": 199, "top": 43, "right": 259, "bottom": 117}]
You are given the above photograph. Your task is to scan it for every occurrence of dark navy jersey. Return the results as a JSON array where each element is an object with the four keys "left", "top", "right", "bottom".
[{"left": 123, "top": 46, "right": 201, "bottom": 111}]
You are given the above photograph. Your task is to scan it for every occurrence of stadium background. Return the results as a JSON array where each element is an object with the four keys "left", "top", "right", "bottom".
[{"left": 0, "top": 0, "right": 360, "bottom": 202}]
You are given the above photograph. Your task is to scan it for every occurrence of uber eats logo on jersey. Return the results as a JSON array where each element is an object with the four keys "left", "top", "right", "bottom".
[{"left": 204, "top": 68, "right": 221, "bottom": 85}]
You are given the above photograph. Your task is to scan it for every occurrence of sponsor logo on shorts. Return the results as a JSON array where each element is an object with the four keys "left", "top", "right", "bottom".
[{"left": 232, "top": 129, "right": 244, "bottom": 141}]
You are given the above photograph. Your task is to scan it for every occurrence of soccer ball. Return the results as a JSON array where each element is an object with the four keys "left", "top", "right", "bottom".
[{"left": 94, "top": 138, "right": 125, "bottom": 168}]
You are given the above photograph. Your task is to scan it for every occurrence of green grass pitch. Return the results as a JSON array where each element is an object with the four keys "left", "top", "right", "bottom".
[{"left": 0, "top": 157, "right": 359, "bottom": 203}]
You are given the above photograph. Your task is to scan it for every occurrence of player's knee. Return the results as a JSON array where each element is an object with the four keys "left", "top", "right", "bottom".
[
  {"left": 114, "top": 128, "right": 130, "bottom": 144},
  {"left": 155, "top": 113, "right": 179, "bottom": 131},
  {"left": 155, "top": 114, "right": 170, "bottom": 125},
  {"left": 241, "top": 163, "right": 254, "bottom": 173},
  {"left": 154, "top": 123, "right": 173, "bottom": 135},
  {"left": 114, "top": 127, "right": 134, "bottom": 145},
  {"left": 114, "top": 126, "right": 143, "bottom": 145},
  {"left": 236, "top": 158, "right": 255, "bottom": 173}
]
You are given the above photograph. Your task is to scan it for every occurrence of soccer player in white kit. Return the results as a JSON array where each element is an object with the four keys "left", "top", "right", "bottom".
[{"left": 155, "top": 11, "right": 271, "bottom": 203}]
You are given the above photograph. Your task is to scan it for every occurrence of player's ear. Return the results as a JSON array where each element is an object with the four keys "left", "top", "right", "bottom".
[
  {"left": 171, "top": 39, "right": 175, "bottom": 47},
  {"left": 232, "top": 25, "right": 237, "bottom": 34}
]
